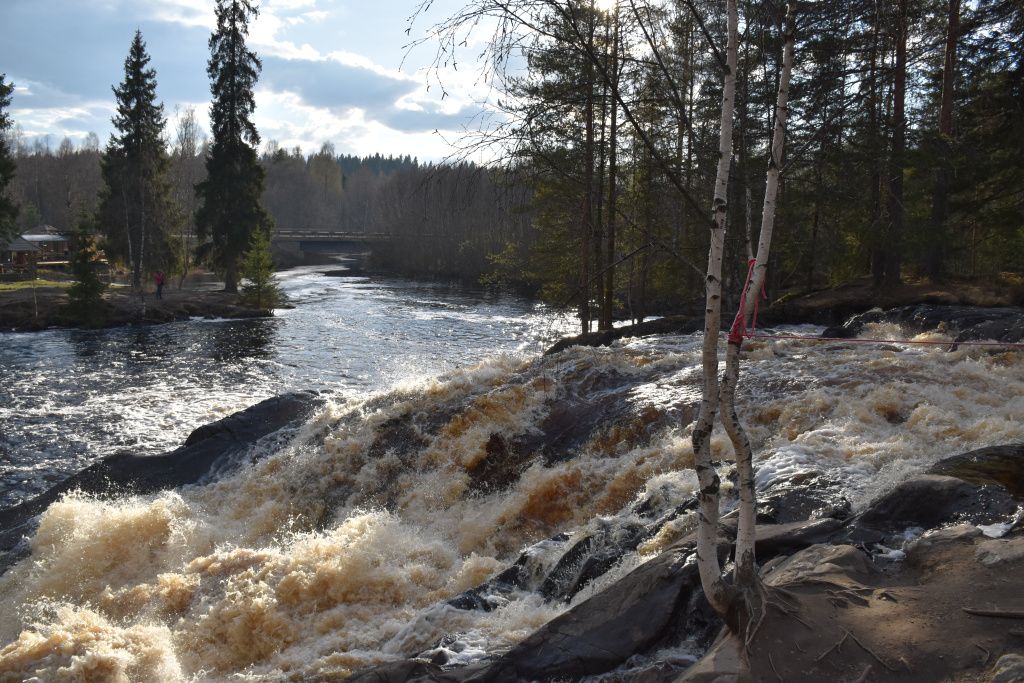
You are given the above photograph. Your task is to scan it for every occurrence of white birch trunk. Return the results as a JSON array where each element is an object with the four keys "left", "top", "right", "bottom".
[
  {"left": 692, "top": 0, "right": 739, "bottom": 618},
  {"left": 719, "top": 1, "right": 795, "bottom": 590}
]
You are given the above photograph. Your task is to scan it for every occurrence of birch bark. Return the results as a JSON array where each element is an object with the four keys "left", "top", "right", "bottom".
[
  {"left": 719, "top": 0, "right": 795, "bottom": 591},
  {"left": 691, "top": 0, "right": 738, "bottom": 617}
]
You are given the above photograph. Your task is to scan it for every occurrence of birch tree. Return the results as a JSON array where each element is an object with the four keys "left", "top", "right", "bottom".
[
  {"left": 689, "top": 0, "right": 738, "bottom": 619},
  {"left": 717, "top": 0, "right": 796, "bottom": 620},
  {"left": 171, "top": 106, "right": 204, "bottom": 288}
]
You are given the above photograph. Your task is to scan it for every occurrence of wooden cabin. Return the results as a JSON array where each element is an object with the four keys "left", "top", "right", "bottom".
[{"left": 0, "top": 236, "right": 41, "bottom": 273}]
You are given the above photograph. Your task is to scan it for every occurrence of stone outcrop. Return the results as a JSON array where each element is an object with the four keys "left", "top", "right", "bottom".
[
  {"left": 821, "top": 304, "right": 1024, "bottom": 345},
  {"left": 348, "top": 443, "right": 1024, "bottom": 683},
  {"left": 0, "top": 391, "right": 322, "bottom": 573},
  {"left": 929, "top": 443, "right": 1024, "bottom": 497}
]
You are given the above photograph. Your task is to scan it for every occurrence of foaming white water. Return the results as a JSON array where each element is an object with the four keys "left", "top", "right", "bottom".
[
  {"left": 1, "top": 326, "right": 1021, "bottom": 681},
  {"left": 730, "top": 324, "right": 1024, "bottom": 508}
]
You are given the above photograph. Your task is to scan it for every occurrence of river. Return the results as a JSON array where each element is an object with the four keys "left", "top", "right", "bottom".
[
  {"left": 0, "top": 264, "right": 576, "bottom": 509},
  {"left": 0, "top": 267, "right": 1021, "bottom": 682}
]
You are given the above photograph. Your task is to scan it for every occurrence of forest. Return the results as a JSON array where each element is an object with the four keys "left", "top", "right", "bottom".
[{"left": 1, "top": 0, "right": 1022, "bottom": 328}]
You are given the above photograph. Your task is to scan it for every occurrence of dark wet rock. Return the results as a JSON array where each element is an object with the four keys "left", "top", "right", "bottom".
[
  {"left": 0, "top": 391, "right": 323, "bottom": 572},
  {"left": 359, "top": 506, "right": 939, "bottom": 683},
  {"left": 465, "top": 543, "right": 719, "bottom": 682},
  {"left": 929, "top": 443, "right": 1024, "bottom": 498},
  {"left": 633, "top": 489, "right": 700, "bottom": 521},
  {"left": 752, "top": 518, "right": 846, "bottom": 559},
  {"left": 844, "top": 474, "right": 1019, "bottom": 543},
  {"left": 821, "top": 304, "right": 1024, "bottom": 345},
  {"left": 755, "top": 471, "right": 851, "bottom": 524},
  {"left": 466, "top": 433, "right": 531, "bottom": 494},
  {"left": 544, "top": 316, "right": 702, "bottom": 355},
  {"left": 513, "top": 366, "right": 687, "bottom": 468},
  {"left": 540, "top": 520, "right": 647, "bottom": 602}
]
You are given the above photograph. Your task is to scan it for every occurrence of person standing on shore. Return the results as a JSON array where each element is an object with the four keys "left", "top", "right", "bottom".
[{"left": 155, "top": 271, "right": 165, "bottom": 300}]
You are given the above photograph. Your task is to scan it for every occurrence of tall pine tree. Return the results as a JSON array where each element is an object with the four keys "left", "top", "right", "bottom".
[
  {"left": 196, "top": 0, "right": 272, "bottom": 293},
  {"left": 0, "top": 74, "right": 18, "bottom": 243},
  {"left": 98, "top": 31, "right": 178, "bottom": 289}
]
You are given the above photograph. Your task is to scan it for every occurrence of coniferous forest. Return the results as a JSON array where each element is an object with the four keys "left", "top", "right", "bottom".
[{"left": 2, "top": 0, "right": 1022, "bottom": 326}]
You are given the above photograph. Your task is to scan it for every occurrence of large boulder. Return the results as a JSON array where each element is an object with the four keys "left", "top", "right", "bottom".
[
  {"left": 844, "top": 474, "right": 1019, "bottom": 543},
  {"left": 929, "top": 443, "right": 1024, "bottom": 498},
  {"left": 0, "top": 391, "right": 322, "bottom": 572}
]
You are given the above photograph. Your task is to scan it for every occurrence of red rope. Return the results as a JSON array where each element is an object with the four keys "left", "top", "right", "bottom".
[
  {"left": 748, "top": 333, "right": 1024, "bottom": 349},
  {"left": 728, "top": 259, "right": 767, "bottom": 345}
]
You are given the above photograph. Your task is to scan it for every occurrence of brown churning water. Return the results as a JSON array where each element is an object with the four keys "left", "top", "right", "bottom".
[{"left": 1, "top": 324, "right": 1022, "bottom": 681}]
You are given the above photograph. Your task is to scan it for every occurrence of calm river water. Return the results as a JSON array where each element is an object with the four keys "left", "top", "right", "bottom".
[{"left": 0, "top": 265, "right": 576, "bottom": 508}]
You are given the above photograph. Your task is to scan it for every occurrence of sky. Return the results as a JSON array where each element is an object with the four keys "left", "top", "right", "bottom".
[{"left": 0, "top": 0, "right": 493, "bottom": 161}]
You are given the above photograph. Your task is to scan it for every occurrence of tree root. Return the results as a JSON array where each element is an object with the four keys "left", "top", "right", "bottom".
[
  {"left": 842, "top": 627, "right": 898, "bottom": 672},
  {"left": 768, "top": 652, "right": 783, "bottom": 682},
  {"left": 963, "top": 607, "right": 1024, "bottom": 619},
  {"left": 852, "top": 664, "right": 873, "bottom": 683},
  {"left": 815, "top": 631, "right": 848, "bottom": 662}
]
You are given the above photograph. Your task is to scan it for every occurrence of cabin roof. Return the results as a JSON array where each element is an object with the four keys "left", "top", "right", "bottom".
[
  {"left": 0, "top": 236, "right": 41, "bottom": 252},
  {"left": 22, "top": 224, "right": 69, "bottom": 239}
]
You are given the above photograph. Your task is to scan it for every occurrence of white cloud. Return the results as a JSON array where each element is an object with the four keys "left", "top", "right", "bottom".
[{"left": 253, "top": 88, "right": 456, "bottom": 160}]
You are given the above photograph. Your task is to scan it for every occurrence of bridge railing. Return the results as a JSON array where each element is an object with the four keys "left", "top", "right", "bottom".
[{"left": 273, "top": 230, "right": 392, "bottom": 241}]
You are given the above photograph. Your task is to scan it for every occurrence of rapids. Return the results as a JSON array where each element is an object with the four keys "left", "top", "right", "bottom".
[
  {"left": 0, "top": 295, "right": 1022, "bottom": 680},
  {"left": 0, "top": 266, "right": 577, "bottom": 508}
]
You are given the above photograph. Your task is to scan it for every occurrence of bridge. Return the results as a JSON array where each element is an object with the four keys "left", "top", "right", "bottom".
[{"left": 272, "top": 230, "right": 395, "bottom": 254}]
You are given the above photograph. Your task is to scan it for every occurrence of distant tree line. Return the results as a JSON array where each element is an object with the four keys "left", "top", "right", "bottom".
[{"left": 2, "top": 0, "right": 1021, "bottom": 322}]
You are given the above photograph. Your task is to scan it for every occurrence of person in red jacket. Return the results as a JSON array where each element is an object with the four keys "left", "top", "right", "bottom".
[{"left": 155, "top": 271, "right": 165, "bottom": 299}]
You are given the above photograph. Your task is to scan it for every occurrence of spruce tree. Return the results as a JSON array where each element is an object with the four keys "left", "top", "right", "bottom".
[
  {"left": 196, "top": 0, "right": 273, "bottom": 293},
  {"left": 65, "top": 214, "right": 109, "bottom": 327},
  {"left": 98, "top": 31, "right": 179, "bottom": 289},
  {"left": 239, "top": 230, "right": 281, "bottom": 309},
  {"left": 0, "top": 74, "right": 18, "bottom": 243}
]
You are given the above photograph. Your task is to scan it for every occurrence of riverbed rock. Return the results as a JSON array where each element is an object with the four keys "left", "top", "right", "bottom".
[
  {"left": 987, "top": 654, "right": 1024, "bottom": 683},
  {"left": 468, "top": 543, "right": 719, "bottom": 682},
  {"left": 929, "top": 443, "right": 1024, "bottom": 498},
  {"left": 685, "top": 529, "right": 1024, "bottom": 683},
  {"left": 821, "top": 304, "right": 1024, "bottom": 344},
  {"left": 845, "top": 474, "right": 1019, "bottom": 543},
  {"left": 0, "top": 390, "right": 323, "bottom": 573},
  {"left": 754, "top": 471, "right": 851, "bottom": 524}
]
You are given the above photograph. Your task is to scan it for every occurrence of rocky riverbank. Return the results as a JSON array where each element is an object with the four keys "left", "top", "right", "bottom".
[
  {"left": 767, "top": 275, "right": 1024, "bottom": 325},
  {"left": 346, "top": 447, "right": 1024, "bottom": 683},
  {"left": 0, "top": 285, "right": 272, "bottom": 332},
  {"left": 548, "top": 303, "right": 1024, "bottom": 355}
]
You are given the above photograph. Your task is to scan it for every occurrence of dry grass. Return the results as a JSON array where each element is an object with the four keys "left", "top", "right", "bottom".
[{"left": 0, "top": 279, "right": 71, "bottom": 292}]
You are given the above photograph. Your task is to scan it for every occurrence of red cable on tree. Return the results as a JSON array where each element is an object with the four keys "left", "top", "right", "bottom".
[{"left": 728, "top": 259, "right": 767, "bottom": 344}]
